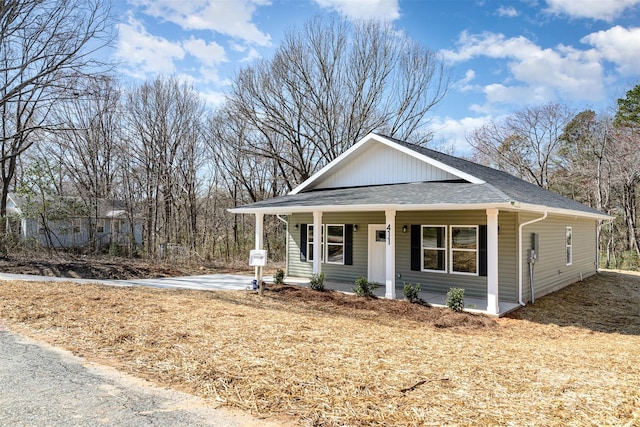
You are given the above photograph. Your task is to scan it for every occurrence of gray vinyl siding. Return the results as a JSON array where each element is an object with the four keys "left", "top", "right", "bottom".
[
  {"left": 287, "top": 212, "right": 385, "bottom": 282},
  {"left": 395, "top": 211, "right": 488, "bottom": 298},
  {"left": 287, "top": 209, "right": 596, "bottom": 303},
  {"left": 519, "top": 214, "right": 598, "bottom": 302}
]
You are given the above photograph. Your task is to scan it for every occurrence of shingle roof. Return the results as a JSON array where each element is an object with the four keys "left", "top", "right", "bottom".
[
  {"left": 231, "top": 133, "right": 608, "bottom": 218},
  {"left": 383, "top": 135, "right": 605, "bottom": 216}
]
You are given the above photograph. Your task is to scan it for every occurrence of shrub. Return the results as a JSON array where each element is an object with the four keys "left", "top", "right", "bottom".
[
  {"left": 403, "top": 282, "right": 421, "bottom": 303},
  {"left": 274, "top": 268, "right": 285, "bottom": 285},
  {"left": 309, "top": 273, "right": 325, "bottom": 291},
  {"left": 446, "top": 287, "right": 465, "bottom": 312},
  {"left": 353, "top": 276, "right": 379, "bottom": 298}
]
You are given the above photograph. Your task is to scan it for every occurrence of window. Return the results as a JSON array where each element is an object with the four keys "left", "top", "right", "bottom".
[
  {"left": 422, "top": 226, "right": 446, "bottom": 272},
  {"left": 72, "top": 219, "right": 81, "bottom": 234},
  {"left": 306, "top": 224, "right": 324, "bottom": 263},
  {"left": 325, "top": 225, "right": 345, "bottom": 264},
  {"left": 566, "top": 227, "right": 572, "bottom": 265},
  {"left": 450, "top": 226, "right": 478, "bottom": 275},
  {"left": 96, "top": 219, "right": 105, "bottom": 233}
]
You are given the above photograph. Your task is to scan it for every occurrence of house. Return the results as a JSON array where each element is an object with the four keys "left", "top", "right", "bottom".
[
  {"left": 230, "top": 133, "right": 610, "bottom": 315},
  {"left": 6, "top": 193, "right": 143, "bottom": 250}
]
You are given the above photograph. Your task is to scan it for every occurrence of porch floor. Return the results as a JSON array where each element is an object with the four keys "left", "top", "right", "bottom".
[{"left": 277, "top": 276, "right": 521, "bottom": 317}]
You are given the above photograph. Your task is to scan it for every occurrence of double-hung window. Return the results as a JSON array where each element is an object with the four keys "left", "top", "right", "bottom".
[
  {"left": 566, "top": 227, "right": 572, "bottom": 265},
  {"left": 450, "top": 226, "right": 478, "bottom": 275},
  {"left": 325, "top": 225, "right": 345, "bottom": 264},
  {"left": 422, "top": 226, "right": 446, "bottom": 272},
  {"left": 306, "top": 224, "right": 346, "bottom": 264}
]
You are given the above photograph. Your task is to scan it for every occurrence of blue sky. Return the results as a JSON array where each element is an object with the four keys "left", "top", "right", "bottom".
[{"left": 111, "top": 0, "right": 640, "bottom": 154}]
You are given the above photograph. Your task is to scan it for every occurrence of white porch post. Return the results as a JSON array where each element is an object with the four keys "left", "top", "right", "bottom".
[
  {"left": 385, "top": 210, "right": 396, "bottom": 299},
  {"left": 254, "top": 212, "right": 264, "bottom": 281},
  {"left": 486, "top": 208, "right": 499, "bottom": 315},
  {"left": 313, "top": 211, "right": 322, "bottom": 275}
]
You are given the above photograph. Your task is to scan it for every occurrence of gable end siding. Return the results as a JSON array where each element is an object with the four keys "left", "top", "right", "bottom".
[{"left": 312, "top": 142, "right": 459, "bottom": 190}]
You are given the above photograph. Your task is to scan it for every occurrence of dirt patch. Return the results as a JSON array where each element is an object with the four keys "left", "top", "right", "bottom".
[
  {"left": 0, "top": 253, "right": 255, "bottom": 280},
  {"left": 1, "top": 272, "right": 639, "bottom": 426}
]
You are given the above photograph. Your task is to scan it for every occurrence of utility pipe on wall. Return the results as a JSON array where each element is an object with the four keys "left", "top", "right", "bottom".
[{"left": 518, "top": 211, "right": 547, "bottom": 306}]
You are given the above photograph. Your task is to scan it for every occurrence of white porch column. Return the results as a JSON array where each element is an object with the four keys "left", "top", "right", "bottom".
[
  {"left": 385, "top": 210, "right": 396, "bottom": 299},
  {"left": 486, "top": 208, "right": 499, "bottom": 315},
  {"left": 254, "top": 212, "right": 264, "bottom": 281},
  {"left": 312, "top": 211, "right": 322, "bottom": 275}
]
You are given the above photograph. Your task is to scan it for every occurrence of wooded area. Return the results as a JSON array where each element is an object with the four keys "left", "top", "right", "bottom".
[{"left": 1, "top": 1, "right": 639, "bottom": 269}]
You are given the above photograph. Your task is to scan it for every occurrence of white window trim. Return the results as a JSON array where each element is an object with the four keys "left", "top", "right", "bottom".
[
  {"left": 421, "top": 225, "right": 447, "bottom": 273},
  {"left": 306, "top": 224, "right": 324, "bottom": 263},
  {"left": 325, "top": 224, "right": 345, "bottom": 265},
  {"left": 566, "top": 226, "right": 572, "bottom": 266},
  {"left": 449, "top": 225, "right": 479, "bottom": 276}
]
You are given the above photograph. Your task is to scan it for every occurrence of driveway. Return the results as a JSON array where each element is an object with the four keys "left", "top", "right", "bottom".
[{"left": 0, "top": 272, "right": 260, "bottom": 291}]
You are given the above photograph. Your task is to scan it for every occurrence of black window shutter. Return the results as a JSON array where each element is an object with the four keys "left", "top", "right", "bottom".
[
  {"left": 344, "top": 224, "right": 353, "bottom": 265},
  {"left": 479, "top": 225, "right": 487, "bottom": 276},
  {"left": 300, "top": 224, "right": 307, "bottom": 262},
  {"left": 410, "top": 224, "right": 421, "bottom": 271}
]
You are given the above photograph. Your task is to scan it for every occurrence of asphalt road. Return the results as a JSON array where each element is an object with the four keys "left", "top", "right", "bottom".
[{"left": 0, "top": 329, "right": 284, "bottom": 427}]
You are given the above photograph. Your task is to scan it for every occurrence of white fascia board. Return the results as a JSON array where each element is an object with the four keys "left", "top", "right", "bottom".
[
  {"left": 373, "top": 134, "right": 485, "bottom": 184},
  {"left": 229, "top": 201, "right": 611, "bottom": 220},
  {"left": 511, "top": 203, "right": 612, "bottom": 221},
  {"left": 229, "top": 202, "right": 511, "bottom": 215}
]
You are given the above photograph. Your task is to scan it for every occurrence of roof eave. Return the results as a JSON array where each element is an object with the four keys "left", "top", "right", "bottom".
[{"left": 229, "top": 201, "right": 611, "bottom": 220}]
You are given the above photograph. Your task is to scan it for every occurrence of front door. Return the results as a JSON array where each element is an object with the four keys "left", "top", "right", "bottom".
[{"left": 368, "top": 224, "right": 386, "bottom": 283}]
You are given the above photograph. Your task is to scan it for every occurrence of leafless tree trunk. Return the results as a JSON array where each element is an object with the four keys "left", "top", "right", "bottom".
[
  {"left": 124, "top": 75, "right": 205, "bottom": 258},
  {"left": 0, "top": 0, "right": 112, "bottom": 226}
]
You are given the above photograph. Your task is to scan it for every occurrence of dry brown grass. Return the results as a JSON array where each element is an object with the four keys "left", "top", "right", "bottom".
[{"left": 1, "top": 271, "right": 639, "bottom": 426}]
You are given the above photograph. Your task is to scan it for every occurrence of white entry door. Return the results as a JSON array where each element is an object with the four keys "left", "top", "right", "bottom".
[{"left": 368, "top": 224, "right": 386, "bottom": 284}]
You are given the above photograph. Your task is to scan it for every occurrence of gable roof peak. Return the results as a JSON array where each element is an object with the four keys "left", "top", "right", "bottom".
[{"left": 290, "top": 133, "right": 485, "bottom": 194}]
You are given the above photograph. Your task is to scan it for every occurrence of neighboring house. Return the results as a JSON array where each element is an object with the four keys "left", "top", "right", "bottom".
[
  {"left": 6, "top": 193, "right": 143, "bottom": 250},
  {"left": 230, "top": 133, "right": 611, "bottom": 315}
]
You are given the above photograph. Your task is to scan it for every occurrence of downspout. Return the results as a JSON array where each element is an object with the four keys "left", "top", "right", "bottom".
[
  {"left": 276, "top": 214, "right": 289, "bottom": 276},
  {"left": 518, "top": 211, "right": 547, "bottom": 306}
]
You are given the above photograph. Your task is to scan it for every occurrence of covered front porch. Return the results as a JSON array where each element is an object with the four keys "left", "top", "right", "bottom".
[{"left": 253, "top": 207, "right": 506, "bottom": 315}]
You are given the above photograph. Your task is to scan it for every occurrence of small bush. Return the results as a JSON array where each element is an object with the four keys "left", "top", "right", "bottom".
[
  {"left": 446, "top": 287, "right": 465, "bottom": 312},
  {"left": 274, "top": 268, "right": 285, "bottom": 285},
  {"left": 309, "top": 272, "right": 325, "bottom": 291},
  {"left": 403, "top": 283, "right": 421, "bottom": 302},
  {"left": 353, "top": 276, "right": 379, "bottom": 298}
]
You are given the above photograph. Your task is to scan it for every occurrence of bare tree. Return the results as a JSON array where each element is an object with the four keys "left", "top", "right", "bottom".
[
  {"left": 227, "top": 16, "right": 450, "bottom": 191},
  {"left": 0, "top": 0, "right": 112, "bottom": 225},
  {"left": 47, "top": 75, "right": 122, "bottom": 250},
  {"left": 124, "top": 76, "right": 205, "bottom": 257},
  {"left": 468, "top": 103, "right": 574, "bottom": 189}
]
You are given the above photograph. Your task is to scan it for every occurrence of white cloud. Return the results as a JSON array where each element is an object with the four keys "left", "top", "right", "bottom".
[
  {"left": 183, "top": 37, "right": 227, "bottom": 68},
  {"left": 544, "top": 0, "right": 640, "bottom": 22},
  {"left": 314, "top": 0, "right": 400, "bottom": 21},
  {"left": 429, "top": 115, "right": 495, "bottom": 155},
  {"left": 496, "top": 5, "right": 519, "bottom": 17},
  {"left": 115, "top": 17, "right": 185, "bottom": 78},
  {"left": 441, "top": 31, "right": 606, "bottom": 108},
  {"left": 130, "top": 0, "right": 272, "bottom": 46},
  {"left": 581, "top": 26, "right": 640, "bottom": 75}
]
